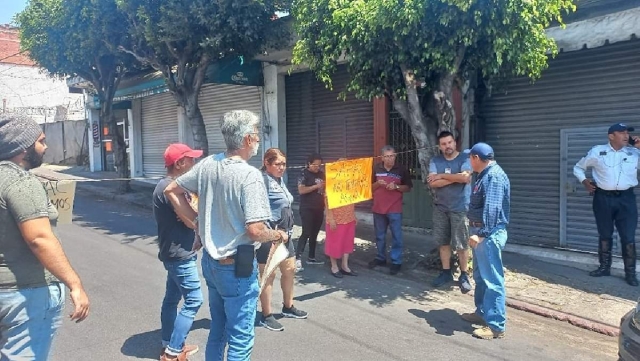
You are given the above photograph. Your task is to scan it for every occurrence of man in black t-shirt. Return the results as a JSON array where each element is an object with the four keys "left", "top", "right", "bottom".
[{"left": 153, "top": 143, "right": 203, "bottom": 361}]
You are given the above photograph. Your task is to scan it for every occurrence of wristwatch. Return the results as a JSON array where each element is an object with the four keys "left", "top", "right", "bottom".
[{"left": 394, "top": 184, "right": 400, "bottom": 190}]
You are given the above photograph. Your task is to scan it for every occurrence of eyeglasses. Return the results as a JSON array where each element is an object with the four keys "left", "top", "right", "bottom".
[
  {"left": 272, "top": 162, "right": 287, "bottom": 167},
  {"left": 308, "top": 163, "right": 321, "bottom": 167}
]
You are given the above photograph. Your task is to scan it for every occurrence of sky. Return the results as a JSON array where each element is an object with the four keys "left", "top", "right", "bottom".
[{"left": 1, "top": 0, "right": 28, "bottom": 25}]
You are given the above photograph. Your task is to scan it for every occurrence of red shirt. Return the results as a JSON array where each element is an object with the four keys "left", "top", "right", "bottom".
[{"left": 372, "top": 163, "right": 413, "bottom": 214}]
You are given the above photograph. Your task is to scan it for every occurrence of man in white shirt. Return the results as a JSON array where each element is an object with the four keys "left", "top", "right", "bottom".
[{"left": 573, "top": 123, "right": 640, "bottom": 286}]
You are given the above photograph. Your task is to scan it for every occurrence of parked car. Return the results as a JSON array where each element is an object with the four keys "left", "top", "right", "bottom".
[{"left": 619, "top": 300, "right": 640, "bottom": 361}]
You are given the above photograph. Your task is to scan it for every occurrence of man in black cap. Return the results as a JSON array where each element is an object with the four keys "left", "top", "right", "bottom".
[
  {"left": 574, "top": 123, "right": 640, "bottom": 286},
  {"left": 0, "top": 115, "right": 90, "bottom": 359}
]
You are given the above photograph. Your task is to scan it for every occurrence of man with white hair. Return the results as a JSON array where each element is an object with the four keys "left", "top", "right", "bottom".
[{"left": 164, "top": 110, "right": 288, "bottom": 361}]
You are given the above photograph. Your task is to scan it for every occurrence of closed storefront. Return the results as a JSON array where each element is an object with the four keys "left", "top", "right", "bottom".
[
  {"left": 140, "top": 92, "right": 179, "bottom": 177},
  {"left": 285, "top": 66, "right": 374, "bottom": 205},
  {"left": 199, "top": 83, "right": 263, "bottom": 168},
  {"left": 481, "top": 39, "right": 640, "bottom": 251}
]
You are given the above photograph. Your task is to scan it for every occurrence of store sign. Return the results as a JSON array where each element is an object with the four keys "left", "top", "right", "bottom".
[{"left": 206, "top": 57, "right": 264, "bottom": 87}]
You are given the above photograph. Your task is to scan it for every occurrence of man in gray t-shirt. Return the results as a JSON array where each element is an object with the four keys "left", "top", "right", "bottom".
[
  {"left": 164, "top": 110, "right": 288, "bottom": 361},
  {"left": 427, "top": 131, "right": 473, "bottom": 293},
  {"left": 0, "top": 115, "right": 89, "bottom": 359}
]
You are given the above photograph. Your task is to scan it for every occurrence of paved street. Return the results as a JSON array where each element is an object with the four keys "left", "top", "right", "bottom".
[{"left": 49, "top": 192, "right": 618, "bottom": 361}]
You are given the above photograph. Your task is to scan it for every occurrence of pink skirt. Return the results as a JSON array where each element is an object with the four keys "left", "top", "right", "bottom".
[{"left": 324, "top": 221, "right": 356, "bottom": 259}]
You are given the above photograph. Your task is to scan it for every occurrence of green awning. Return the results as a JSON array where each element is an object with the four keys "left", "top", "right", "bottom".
[{"left": 111, "top": 57, "right": 264, "bottom": 103}]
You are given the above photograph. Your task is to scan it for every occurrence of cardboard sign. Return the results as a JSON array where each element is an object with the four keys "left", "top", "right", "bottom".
[
  {"left": 42, "top": 180, "right": 76, "bottom": 225},
  {"left": 325, "top": 157, "right": 373, "bottom": 209}
]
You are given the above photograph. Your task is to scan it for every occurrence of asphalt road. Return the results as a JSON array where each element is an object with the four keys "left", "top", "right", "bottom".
[{"left": 49, "top": 192, "right": 619, "bottom": 361}]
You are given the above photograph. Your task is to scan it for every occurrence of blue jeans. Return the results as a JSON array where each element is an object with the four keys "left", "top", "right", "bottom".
[
  {"left": 161, "top": 255, "right": 203, "bottom": 355},
  {"left": 202, "top": 251, "right": 259, "bottom": 361},
  {"left": 0, "top": 282, "right": 65, "bottom": 360},
  {"left": 470, "top": 227, "right": 507, "bottom": 332},
  {"left": 373, "top": 213, "right": 404, "bottom": 265}
]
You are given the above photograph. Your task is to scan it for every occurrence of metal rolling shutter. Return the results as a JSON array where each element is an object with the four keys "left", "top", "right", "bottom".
[
  {"left": 481, "top": 39, "right": 640, "bottom": 248},
  {"left": 285, "top": 71, "right": 316, "bottom": 199},
  {"left": 199, "top": 84, "right": 263, "bottom": 168},
  {"left": 286, "top": 65, "right": 374, "bottom": 206},
  {"left": 141, "top": 92, "right": 179, "bottom": 177}
]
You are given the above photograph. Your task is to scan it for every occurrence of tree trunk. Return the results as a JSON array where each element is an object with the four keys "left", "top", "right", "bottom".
[
  {"left": 184, "top": 90, "right": 209, "bottom": 155},
  {"left": 101, "top": 104, "right": 130, "bottom": 193},
  {"left": 394, "top": 69, "right": 463, "bottom": 271}
]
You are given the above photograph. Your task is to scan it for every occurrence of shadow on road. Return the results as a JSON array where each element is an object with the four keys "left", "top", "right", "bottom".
[
  {"left": 70, "top": 196, "right": 158, "bottom": 245},
  {"left": 408, "top": 308, "right": 474, "bottom": 337},
  {"left": 121, "top": 318, "right": 210, "bottom": 359}
]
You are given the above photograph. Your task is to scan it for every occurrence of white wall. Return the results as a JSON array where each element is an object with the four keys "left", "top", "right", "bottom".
[
  {"left": 262, "top": 63, "right": 286, "bottom": 152},
  {"left": 0, "top": 64, "right": 84, "bottom": 124}
]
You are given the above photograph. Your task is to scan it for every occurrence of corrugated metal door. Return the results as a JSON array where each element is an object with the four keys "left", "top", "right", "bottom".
[
  {"left": 481, "top": 39, "right": 640, "bottom": 248},
  {"left": 141, "top": 92, "right": 178, "bottom": 177},
  {"left": 285, "top": 72, "right": 316, "bottom": 195},
  {"left": 285, "top": 66, "right": 374, "bottom": 205},
  {"left": 199, "top": 84, "right": 263, "bottom": 168},
  {"left": 560, "top": 126, "right": 623, "bottom": 254}
]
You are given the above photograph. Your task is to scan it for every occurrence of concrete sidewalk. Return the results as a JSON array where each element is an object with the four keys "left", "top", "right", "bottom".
[{"left": 33, "top": 165, "right": 637, "bottom": 336}]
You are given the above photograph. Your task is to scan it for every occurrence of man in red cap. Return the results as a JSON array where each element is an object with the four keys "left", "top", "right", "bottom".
[{"left": 153, "top": 143, "right": 203, "bottom": 361}]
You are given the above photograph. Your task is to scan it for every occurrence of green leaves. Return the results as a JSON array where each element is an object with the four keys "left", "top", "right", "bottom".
[
  {"left": 17, "top": 0, "right": 133, "bottom": 91},
  {"left": 292, "top": 0, "right": 576, "bottom": 100}
]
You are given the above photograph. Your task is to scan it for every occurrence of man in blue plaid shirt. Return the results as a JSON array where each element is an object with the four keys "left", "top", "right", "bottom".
[{"left": 460, "top": 142, "right": 510, "bottom": 340}]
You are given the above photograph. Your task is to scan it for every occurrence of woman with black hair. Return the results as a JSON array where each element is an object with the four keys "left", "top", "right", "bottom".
[{"left": 296, "top": 153, "right": 326, "bottom": 267}]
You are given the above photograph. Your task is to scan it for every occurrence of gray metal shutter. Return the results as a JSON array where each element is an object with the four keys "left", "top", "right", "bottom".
[
  {"left": 560, "top": 126, "right": 625, "bottom": 254},
  {"left": 285, "top": 71, "right": 316, "bottom": 196},
  {"left": 199, "top": 84, "right": 263, "bottom": 168},
  {"left": 141, "top": 92, "right": 179, "bottom": 177},
  {"left": 481, "top": 39, "right": 640, "bottom": 248},
  {"left": 286, "top": 66, "right": 374, "bottom": 206}
]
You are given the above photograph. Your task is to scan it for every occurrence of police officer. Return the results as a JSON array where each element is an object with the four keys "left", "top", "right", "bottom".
[{"left": 573, "top": 123, "right": 640, "bottom": 286}]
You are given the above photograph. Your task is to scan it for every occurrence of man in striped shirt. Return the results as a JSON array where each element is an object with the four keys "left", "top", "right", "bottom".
[{"left": 460, "top": 142, "right": 510, "bottom": 340}]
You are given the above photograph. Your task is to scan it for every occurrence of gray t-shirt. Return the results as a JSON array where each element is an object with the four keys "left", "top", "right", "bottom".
[
  {"left": 176, "top": 154, "right": 271, "bottom": 260},
  {"left": 429, "top": 153, "right": 472, "bottom": 212},
  {"left": 0, "top": 161, "right": 59, "bottom": 289}
]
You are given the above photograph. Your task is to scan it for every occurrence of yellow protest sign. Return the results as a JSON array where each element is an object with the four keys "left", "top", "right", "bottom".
[
  {"left": 325, "top": 157, "right": 373, "bottom": 209},
  {"left": 42, "top": 180, "right": 77, "bottom": 225}
]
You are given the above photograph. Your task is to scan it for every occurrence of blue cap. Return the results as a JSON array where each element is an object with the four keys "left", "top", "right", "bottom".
[
  {"left": 608, "top": 123, "right": 634, "bottom": 134},
  {"left": 464, "top": 142, "right": 494, "bottom": 160}
]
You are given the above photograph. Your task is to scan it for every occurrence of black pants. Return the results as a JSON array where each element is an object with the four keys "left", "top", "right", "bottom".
[
  {"left": 296, "top": 207, "right": 324, "bottom": 259},
  {"left": 593, "top": 188, "right": 637, "bottom": 273}
]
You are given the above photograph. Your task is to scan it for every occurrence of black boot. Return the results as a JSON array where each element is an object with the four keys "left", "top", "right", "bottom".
[
  {"left": 589, "top": 239, "right": 612, "bottom": 277},
  {"left": 622, "top": 243, "right": 638, "bottom": 287}
]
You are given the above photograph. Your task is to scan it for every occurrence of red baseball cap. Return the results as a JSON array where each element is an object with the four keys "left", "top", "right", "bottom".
[{"left": 164, "top": 143, "right": 203, "bottom": 167}]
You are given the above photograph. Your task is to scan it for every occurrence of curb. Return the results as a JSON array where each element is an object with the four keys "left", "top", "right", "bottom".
[
  {"left": 506, "top": 298, "right": 620, "bottom": 337},
  {"left": 348, "top": 256, "right": 621, "bottom": 337}
]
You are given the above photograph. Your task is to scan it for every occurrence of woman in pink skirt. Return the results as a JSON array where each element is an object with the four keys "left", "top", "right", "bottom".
[{"left": 325, "top": 197, "right": 357, "bottom": 278}]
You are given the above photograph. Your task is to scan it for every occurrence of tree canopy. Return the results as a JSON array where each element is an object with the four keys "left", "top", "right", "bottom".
[
  {"left": 116, "top": 0, "right": 290, "bottom": 154},
  {"left": 18, "top": 0, "right": 135, "bottom": 191},
  {"left": 292, "top": 0, "right": 575, "bottom": 174},
  {"left": 293, "top": 0, "right": 575, "bottom": 100}
]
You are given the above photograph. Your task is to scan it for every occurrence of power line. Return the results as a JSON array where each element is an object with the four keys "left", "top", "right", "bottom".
[{"left": 0, "top": 49, "right": 28, "bottom": 63}]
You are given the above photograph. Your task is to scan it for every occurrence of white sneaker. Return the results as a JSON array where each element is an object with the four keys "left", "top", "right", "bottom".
[{"left": 295, "top": 259, "right": 304, "bottom": 272}]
